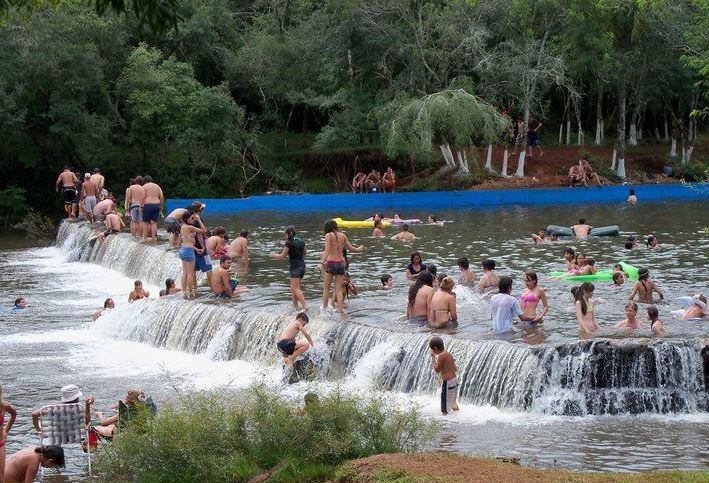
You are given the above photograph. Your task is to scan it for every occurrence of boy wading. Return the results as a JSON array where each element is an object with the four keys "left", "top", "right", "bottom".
[{"left": 429, "top": 337, "right": 459, "bottom": 415}]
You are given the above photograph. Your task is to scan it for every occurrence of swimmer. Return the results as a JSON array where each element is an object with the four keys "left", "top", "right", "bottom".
[
  {"left": 211, "top": 256, "right": 249, "bottom": 298},
  {"left": 372, "top": 219, "right": 385, "bottom": 237},
  {"left": 573, "top": 282, "right": 598, "bottom": 333},
  {"left": 92, "top": 298, "right": 115, "bottom": 321},
  {"left": 276, "top": 312, "right": 314, "bottom": 368},
  {"left": 520, "top": 272, "right": 548, "bottom": 323},
  {"left": 612, "top": 271, "right": 625, "bottom": 287},
  {"left": 228, "top": 231, "right": 250, "bottom": 262},
  {"left": 128, "top": 280, "right": 150, "bottom": 302},
  {"left": 531, "top": 228, "right": 556, "bottom": 244},
  {"left": 628, "top": 267, "right": 663, "bottom": 304},
  {"left": 478, "top": 259, "right": 500, "bottom": 293},
  {"left": 563, "top": 247, "right": 576, "bottom": 271},
  {"left": 159, "top": 278, "right": 182, "bottom": 297},
  {"left": 586, "top": 257, "right": 598, "bottom": 275},
  {"left": 380, "top": 274, "right": 393, "bottom": 289},
  {"left": 321, "top": 219, "right": 364, "bottom": 315},
  {"left": 406, "top": 271, "right": 434, "bottom": 324},
  {"left": 627, "top": 188, "right": 637, "bottom": 204},
  {"left": 427, "top": 264, "right": 438, "bottom": 288},
  {"left": 682, "top": 294, "right": 707, "bottom": 319},
  {"left": 567, "top": 253, "right": 593, "bottom": 275},
  {"left": 11, "top": 298, "right": 26, "bottom": 311},
  {"left": 624, "top": 235, "right": 639, "bottom": 250},
  {"left": 391, "top": 223, "right": 416, "bottom": 241},
  {"left": 571, "top": 218, "right": 593, "bottom": 237},
  {"left": 405, "top": 252, "right": 427, "bottom": 281},
  {"left": 206, "top": 227, "right": 229, "bottom": 259},
  {"left": 429, "top": 277, "right": 457, "bottom": 328},
  {"left": 647, "top": 306, "right": 667, "bottom": 336},
  {"left": 457, "top": 257, "right": 476, "bottom": 288},
  {"left": 427, "top": 215, "right": 437, "bottom": 224},
  {"left": 646, "top": 235, "right": 658, "bottom": 249},
  {"left": 429, "top": 337, "right": 459, "bottom": 415},
  {"left": 614, "top": 302, "right": 644, "bottom": 329},
  {"left": 332, "top": 272, "right": 357, "bottom": 308},
  {"left": 269, "top": 226, "right": 308, "bottom": 310}
]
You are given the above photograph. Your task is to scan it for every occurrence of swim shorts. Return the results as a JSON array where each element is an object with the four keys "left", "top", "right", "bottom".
[
  {"left": 325, "top": 260, "right": 345, "bottom": 276},
  {"left": 277, "top": 339, "right": 296, "bottom": 356},
  {"left": 129, "top": 204, "right": 142, "bottom": 223},
  {"left": 84, "top": 196, "right": 97, "bottom": 214},
  {"left": 440, "top": 377, "right": 458, "bottom": 415},
  {"left": 194, "top": 253, "right": 213, "bottom": 273},
  {"left": 164, "top": 216, "right": 181, "bottom": 235},
  {"left": 62, "top": 187, "right": 77, "bottom": 204},
  {"left": 289, "top": 260, "right": 306, "bottom": 279},
  {"left": 179, "top": 247, "right": 196, "bottom": 262},
  {"left": 142, "top": 203, "right": 160, "bottom": 223}
]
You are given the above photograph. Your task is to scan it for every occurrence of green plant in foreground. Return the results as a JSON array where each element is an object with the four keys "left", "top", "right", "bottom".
[{"left": 95, "top": 385, "right": 435, "bottom": 482}]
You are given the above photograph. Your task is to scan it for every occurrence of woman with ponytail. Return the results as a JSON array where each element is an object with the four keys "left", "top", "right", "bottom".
[{"left": 270, "top": 226, "right": 309, "bottom": 311}]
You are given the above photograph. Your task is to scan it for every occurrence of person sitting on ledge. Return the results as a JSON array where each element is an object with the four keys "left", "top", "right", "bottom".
[
  {"left": 365, "top": 169, "right": 381, "bottom": 192},
  {"left": 351, "top": 171, "right": 366, "bottom": 193},
  {"left": 567, "top": 164, "right": 586, "bottom": 188},
  {"left": 579, "top": 157, "right": 603, "bottom": 186},
  {"left": 381, "top": 167, "right": 396, "bottom": 193}
]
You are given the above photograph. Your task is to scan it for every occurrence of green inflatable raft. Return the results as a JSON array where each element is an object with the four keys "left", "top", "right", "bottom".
[{"left": 549, "top": 261, "right": 638, "bottom": 282}]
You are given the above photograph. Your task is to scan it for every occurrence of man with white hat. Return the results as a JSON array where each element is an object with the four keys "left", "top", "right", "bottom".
[{"left": 31, "top": 384, "right": 95, "bottom": 431}]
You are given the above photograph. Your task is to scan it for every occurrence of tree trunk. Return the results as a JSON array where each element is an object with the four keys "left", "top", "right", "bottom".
[
  {"left": 517, "top": 104, "right": 530, "bottom": 177},
  {"left": 654, "top": 127, "right": 660, "bottom": 141},
  {"left": 663, "top": 109, "right": 669, "bottom": 141},
  {"left": 558, "top": 123, "right": 564, "bottom": 145},
  {"left": 515, "top": 151, "right": 526, "bottom": 178},
  {"left": 616, "top": 75, "right": 627, "bottom": 178},
  {"left": 601, "top": 119, "right": 605, "bottom": 141},
  {"left": 438, "top": 144, "right": 456, "bottom": 172},
  {"left": 501, "top": 148, "right": 509, "bottom": 177},
  {"left": 611, "top": 148, "right": 617, "bottom": 172},
  {"left": 566, "top": 120, "right": 571, "bottom": 145},
  {"left": 670, "top": 138, "right": 677, "bottom": 158},
  {"left": 595, "top": 86, "right": 603, "bottom": 145},
  {"left": 484, "top": 144, "right": 494, "bottom": 171},
  {"left": 629, "top": 122, "right": 638, "bottom": 146},
  {"left": 457, "top": 148, "right": 470, "bottom": 175}
]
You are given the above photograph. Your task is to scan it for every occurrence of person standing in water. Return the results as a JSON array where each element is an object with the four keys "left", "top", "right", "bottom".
[
  {"left": 405, "top": 252, "right": 427, "bottom": 281},
  {"left": 457, "top": 257, "right": 476, "bottom": 288},
  {"left": 647, "top": 306, "right": 667, "bottom": 336},
  {"left": 627, "top": 189, "right": 637, "bottom": 204},
  {"left": 55, "top": 167, "right": 78, "bottom": 218},
  {"left": 391, "top": 223, "right": 416, "bottom": 241},
  {"left": 571, "top": 218, "right": 592, "bottom": 237},
  {"left": 406, "top": 271, "right": 434, "bottom": 324},
  {"left": 179, "top": 209, "right": 206, "bottom": 299},
  {"left": 372, "top": 219, "right": 385, "bottom": 237},
  {"left": 124, "top": 176, "right": 145, "bottom": 238},
  {"left": 478, "top": 259, "right": 499, "bottom": 293},
  {"left": 81, "top": 173, "right": 99, "bottom": 223},
  {"left": 276, "top": 312, "right": 314, "bottom": 368},
  {"left": 429, "top": 337, "right": 459, "bottom": 415},
  {"left": 90, "top": 168, "right": 105, "bottom": 193},
  {"left": 269, "top": 226, "right": 309, "bottom": 311},
  {"left": 520, "top": 272, "right": 548, "bottom": 323},
  {"left": 321, "top": 219, "right": 364, "bottom": 314},
  {"left": 228, "top": 231, "right": 250, "bottom": 262},
  {"left": 573, "top": 282, "right": 598, "bottom": 333},
  {"left": 615, "top": 302, "right": 644, "bottom": 329},
  {"left": 628, "top": 267, "right": 663, "bottom": 304},
  {"left": 489, "top": 276, "right": 533, "bottom": 333},
  {"left": 141, "top": 175, "right": 164, "bottom": 242},
  {"left": 429, "top": 277, "right": 457, "bottom": 328}
]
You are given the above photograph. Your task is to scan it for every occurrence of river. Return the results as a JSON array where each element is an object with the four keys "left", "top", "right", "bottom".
[{"left": 0, "top": 200, "right": 707, "bottom": 478}]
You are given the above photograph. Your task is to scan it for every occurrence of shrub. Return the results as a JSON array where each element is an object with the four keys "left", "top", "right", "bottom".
[{"left": 95, "top": 385, "right": 434, "bottom": 482}]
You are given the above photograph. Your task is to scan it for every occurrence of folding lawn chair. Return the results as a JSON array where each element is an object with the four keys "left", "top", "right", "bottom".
[{"left": 38, "top": 403, "right": 92, "bottom": 477}]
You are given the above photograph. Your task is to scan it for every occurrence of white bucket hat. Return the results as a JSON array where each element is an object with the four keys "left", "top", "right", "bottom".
[{"left": 60, "top": 384, "right": 82, "bottom": 403}]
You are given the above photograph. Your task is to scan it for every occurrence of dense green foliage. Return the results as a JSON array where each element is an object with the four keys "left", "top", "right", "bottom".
[
  {"left": 95, "top": 386, "right": 434, "bottom": 482},
  {"left": 0, "top": 0, "right": 707, "bottom": 224}
]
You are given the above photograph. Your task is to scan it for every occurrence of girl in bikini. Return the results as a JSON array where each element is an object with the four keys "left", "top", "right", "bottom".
[
  {"left": 628, "top": 267, "right": 663, "bottom": 304},
  {"left": 429, "top": 276, "right": 457, "bottom": 328},
  {"left": 573, "top": 282, "right": 598, "bottom": 333},
  {"left": 0, "top": 384, "right": 18, "bottom": 481},
  {"left": 520, "top": 272, "right": 548, "bottom": 323},
  {"left": 321, "top": 219, "right": 364, "bottom": 315}
]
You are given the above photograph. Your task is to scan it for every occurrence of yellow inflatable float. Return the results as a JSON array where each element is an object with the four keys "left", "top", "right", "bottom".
[{"left": 332, "top": 217, "right": 391, "bottom": 229}]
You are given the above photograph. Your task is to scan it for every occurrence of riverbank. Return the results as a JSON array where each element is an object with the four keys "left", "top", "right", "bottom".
[{"left": 337, "top": 453, "right": 709, "bottom": 482}]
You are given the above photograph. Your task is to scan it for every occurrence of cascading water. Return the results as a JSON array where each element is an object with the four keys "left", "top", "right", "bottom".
[{"left": 94, "top": 296, "right": 709, "bottom": 416}]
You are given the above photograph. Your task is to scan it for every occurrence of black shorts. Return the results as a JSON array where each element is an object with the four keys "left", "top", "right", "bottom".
[
  {"left": 527, "top": 131, "right": 539, "bottom": 146},
  {"left": 165, "top": 216, "right": 181, "bottom": 235},
  {"left": 289, "top": 260, "right": 306, "bottom": 279},
  {"left": 62, "top": 188, "right": 77, "bottom": 204},
  {"left": 325, "top": 261, "right": 345, "bottom": 276},
  {"left": 277, "top": 339, "right": 296, "bottom": 356},
  {"left": 103, "top": 229, "right": 119, "bottom": 237}
]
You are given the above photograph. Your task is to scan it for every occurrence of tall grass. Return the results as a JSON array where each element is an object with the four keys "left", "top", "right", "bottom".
[{"left": 95, "top": 385, "right": 435, "bottom": 482}]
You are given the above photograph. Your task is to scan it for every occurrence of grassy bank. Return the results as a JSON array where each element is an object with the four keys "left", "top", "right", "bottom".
[{"left": 337, "top": 453, "right": 709, "bottom": 482}]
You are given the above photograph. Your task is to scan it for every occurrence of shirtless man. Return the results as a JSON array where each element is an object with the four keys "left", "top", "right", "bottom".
[
  {"left": 81, "top": 173, "right": 99, "bottom": 223},
  {"left": 210, "top": 256, "right": 249, "bottom": 298},
  {"left": 351, "top": 171, "right": 366, "bottom": 193},
  {"left": 128, "top": 280, "right": 150, "bottom": 302},
  {"left": 97, "top": 209, "right": 126, "bottom": 244},
  {"left": 206, "top": 227, "right": 229, "bottom": 259},
  {"left": 4, "top": 446, "right": 65, "bottom": 482},
  {"left": 579, "top": 157, "right": 603, "bottom": 186},
  {"left": 627, "top": 189, "right": 637, "bottom": 204},
  {"left": 89, "top": 168, "right": 105, "bottom": 192},
  {"left": 164, "top": 207, "right": 188, "bottom": 247},
  {"left": 429, "top": 337, "right": 459, "bottom": 415},
  {"left": 141, "top": 176, "right": 164, "bottom": 242},
  {"left": 390, "top": 223, "right": 416, "bottom": 241},
  {"left": 614, "top": 302, "right": 645, "bottom": 329},
  {"left": 365, "top": 169, "right": 381, "bottom": 192},
  {"left": 93, "top": 198, "right": 114, "bottom": 223},
  {"left": 125, "top": 176, "right": 145, "bottom": 238},
  {"left": 276, "top": 312, "right": 314, "bottom": 368},
  {"left": 531, "top": 228, "right": 555, "bottom": 244},
  {"left": 382, "top": 167, "right": 396, "bottom": 193},
  {"left": 55, "top": 167, "right": 78, "bottom": 218},
  {"left": 567, "top": 164, "right": 586, "bottom": 188},
  {"left": 228, "top": 231, "right": 250, "bottom": 261},
  {"left": 457, "top": 257, "right": 476, "bottom": 288},
  {"left": 571, "top": 218, "right": 592, "bottom": 237}
]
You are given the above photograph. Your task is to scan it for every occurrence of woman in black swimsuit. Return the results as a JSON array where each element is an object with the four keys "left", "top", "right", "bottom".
[
  {"left": 406, "top": 252, "right": 427, "bottom": 281},
  {"left": 269, "top": 226, "right": 309, "bottom": 311}
]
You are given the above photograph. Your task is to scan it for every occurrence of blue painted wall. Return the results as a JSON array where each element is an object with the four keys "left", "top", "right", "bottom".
[{"left": 167, "top": 183, "right": 707, "bottom": 214}]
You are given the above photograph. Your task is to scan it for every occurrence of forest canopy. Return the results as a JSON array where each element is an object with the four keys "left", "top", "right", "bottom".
[{"left": 0, "top": 0, "right": 707, "bottom": 222}]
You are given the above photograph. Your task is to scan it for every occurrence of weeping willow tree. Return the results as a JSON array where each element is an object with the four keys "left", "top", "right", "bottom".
[{"left": 379, "top": 89, "right": 510, "bottom": 176}]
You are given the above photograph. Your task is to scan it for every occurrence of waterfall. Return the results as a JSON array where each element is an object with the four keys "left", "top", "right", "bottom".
[
  {"left": 94, "top": 298, "right": 709, "bottom": 416},
  {"left": 57, "top": 221, "right": 183, "bottom": 286}
]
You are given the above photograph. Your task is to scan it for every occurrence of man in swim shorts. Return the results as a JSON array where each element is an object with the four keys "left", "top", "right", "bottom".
[
  {"left": 141, "top": 176, "right": 164, "bottom": 242},
  {"left": 429, "top": 337, "right": 459, "bottom": 415},
  {"left": 571, "top": 218, "right": 592, "bottom": 237},
  {"left": 125, "top": 176, "right": 145, "bottom": 238},
  {"left": 210, "top": 256, "right": 249, "bottom": 298},
  {"left": 276, "top": 312, "right": 314, "bottom": 368},
  {"left": 93, "top": 198, "right": 114, "bottom": 223},
  {"left": 55, "top": 167, "right": 78, "bottom": 218},
  {"left": 97, "top": 209, "right": 125, "bottom": 244},
  {"left": 81, "top": 173, "right": 99, "bottom": 223}
]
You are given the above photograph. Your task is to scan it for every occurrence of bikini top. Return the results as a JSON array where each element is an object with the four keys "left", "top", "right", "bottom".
[{"left": 520, "top": 292, "right": 538, "bottom": 304}]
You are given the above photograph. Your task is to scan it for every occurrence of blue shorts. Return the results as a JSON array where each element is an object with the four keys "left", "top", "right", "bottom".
[
  {"left": 142, "top": 203, "right": 160, "bottom": 223},
  {"left": 179, "top": 247, "right": 196, "bottom": 262},
  {"left": 195, "top": 253, "right": 213, "bottom": 272}
]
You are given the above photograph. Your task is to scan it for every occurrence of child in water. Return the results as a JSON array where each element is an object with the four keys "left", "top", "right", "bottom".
[
  {"left": 457, "top": 257, "right": 476, "bottom": 288},
  {"left": 429, "top": 337, "right": 459, "bottom": 415},
  {"left": 573, "top": 283, "right": 598, "bottom": 333},
  {"left": 628, "top": 267, "right": 663, "bottom": 304},
  {"left": 380, "top": 274, "right": 393, "bottom": 289},
  {"left": 647, "top": 306, "right": 667, "bottom": 336}
]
